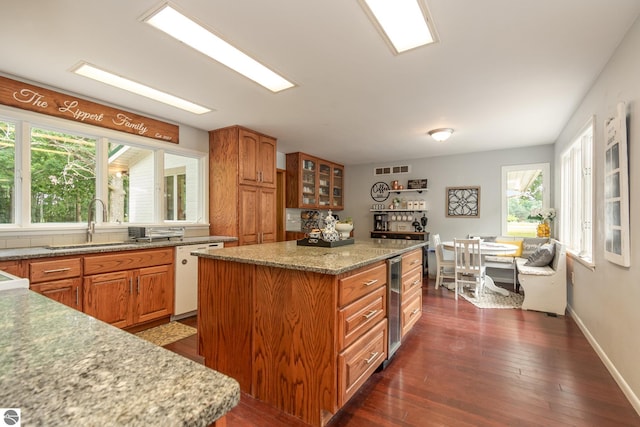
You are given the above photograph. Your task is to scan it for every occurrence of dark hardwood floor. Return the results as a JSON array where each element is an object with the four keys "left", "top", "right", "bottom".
[{"left": 167, "top": 280, "right": 640, "bottom": 426}]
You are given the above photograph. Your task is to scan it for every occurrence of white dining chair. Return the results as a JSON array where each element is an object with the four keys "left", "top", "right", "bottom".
[
  {"left": 433, "top": 234, "right": 455, "bottom": 290},
  {"left": 453, "top": 238, "right": 486, "bottom": 300}
]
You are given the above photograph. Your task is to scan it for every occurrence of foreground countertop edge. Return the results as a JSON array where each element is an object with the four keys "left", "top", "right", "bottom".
[
  {"left": 194, "top": 239, "right": 428, "bottom": 275},
  {"left": 0, "top": 235, "right": 238, "bottom": 261},
  {"left": 0, "top": 288, "right": 240, "bottom": 426}
]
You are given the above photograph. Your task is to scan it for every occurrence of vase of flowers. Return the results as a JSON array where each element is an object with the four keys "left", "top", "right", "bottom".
[{"left": 529, "top": 208, "right": 556, "bottom": 237}]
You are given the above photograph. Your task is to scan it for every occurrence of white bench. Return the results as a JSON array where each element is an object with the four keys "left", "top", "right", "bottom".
[{"left": 515, "top": 239, "right": 566, "bottom": 315}]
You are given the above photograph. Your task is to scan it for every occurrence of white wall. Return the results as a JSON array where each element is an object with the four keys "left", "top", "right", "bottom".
[
  {"left": 554, "top": 16, "right": 640, "bottom": 412},
  {"left": 344, "top": 145, "right": 554, "bottom": 242}
]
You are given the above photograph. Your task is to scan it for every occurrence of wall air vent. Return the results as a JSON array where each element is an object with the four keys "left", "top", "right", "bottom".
[{"left": 374, "top": 165, "right": 411, "bottom": 175}]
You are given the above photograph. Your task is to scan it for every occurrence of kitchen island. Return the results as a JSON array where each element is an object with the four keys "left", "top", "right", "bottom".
[
  {"left": 0, "top": 288, "right": 240, "bottom": 426},
  {"left": 194, "top": 238, "right": 427, "bottom": 426}
]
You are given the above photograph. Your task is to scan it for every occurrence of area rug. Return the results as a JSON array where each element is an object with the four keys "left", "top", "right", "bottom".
[
  {"left": 135, "top": 321, "right": 197, "bottom": 346},
  {"left": 459, "top": 288, "right": 524, "bottom": 309}
]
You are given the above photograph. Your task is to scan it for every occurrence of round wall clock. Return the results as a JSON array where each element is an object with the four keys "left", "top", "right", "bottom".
[{"left": 370, "top": 181, "right": 391, "bottom": 202}]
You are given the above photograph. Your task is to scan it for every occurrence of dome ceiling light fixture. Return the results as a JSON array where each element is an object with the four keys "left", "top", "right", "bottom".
[{"left": 428, "top": 128, "right": 454, "bottom": 142}]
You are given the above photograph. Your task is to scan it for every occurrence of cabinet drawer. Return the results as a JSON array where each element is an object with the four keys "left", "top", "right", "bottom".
[
  {"left": 402, "top": 292, "right": 422, "bottom": 338},
  {"left": 30, "top": 258, "right": 82, "bottom": 283},
  {"left": 401, "top": 248, "right": 423, "bottom": 273},
  {"left": 338, "top": 262, "right": 386, "bottom": 307},
  {"left": 84, "top": 248, "right": 174, "bottom": 275},
  {"left": 338, "top": 319, "right": 387, "bottom": 406},
  {"left": 401, "top": 266, "right": 422, "bottom": 295},
  {"left": 338, "top": 286, "right": 386, "bottom": 350}
]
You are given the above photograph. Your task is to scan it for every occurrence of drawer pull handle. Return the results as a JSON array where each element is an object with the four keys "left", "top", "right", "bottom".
[
  {"left": 411, "top": 308, "right": 420, "bottom": 316},
  {"left": 365, "top": 352, "right": 379, "bottom": 364},
  {"left": 412, "top": 279, "right": 421, "bottom": 286},
  {"left": 363, "top": 279, "right": 378, "bottom": 287},
  {"left": 43, "top": 267, "right": 71, "bottom": 274},
  {"left": 410, "top": 259, "right": 420, "bottom": 265},
  {"left": 363, "top": 310, "right": 378, "bottom": 320}
]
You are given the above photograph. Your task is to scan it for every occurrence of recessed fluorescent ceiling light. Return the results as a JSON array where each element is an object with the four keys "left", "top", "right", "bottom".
[
  {"left": 143, "top": 4, "right": 294, "bottom": 93},
  {"left": 361, "top": 0, "right": 437, "bottom": 54},
  {"left": 72, "top": 62, "right": 211, "bottom": 114}
]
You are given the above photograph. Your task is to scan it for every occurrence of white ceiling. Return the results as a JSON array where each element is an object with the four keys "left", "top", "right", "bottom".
[{"left": 2, "top": 1, "right": 640, "bottom": 165}]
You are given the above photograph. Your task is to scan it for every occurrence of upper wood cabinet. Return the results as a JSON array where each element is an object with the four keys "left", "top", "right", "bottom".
[
  {"left": 209, "top": 126, "right": 278, "bottom": 246},
  {"left": 286, "top": 152, "right": 344, "bottom": 210},
  {"left": 238, "top": 128, "right": 276, "bottom": 188}
]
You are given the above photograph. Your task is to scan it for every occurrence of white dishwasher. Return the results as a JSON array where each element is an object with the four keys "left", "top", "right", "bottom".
[{"left": 174, "top": 242, "right": 223, "bottom": 319}]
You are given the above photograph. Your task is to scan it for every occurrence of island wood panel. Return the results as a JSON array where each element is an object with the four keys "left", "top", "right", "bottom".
[
  {"left": 252, "top": 266, "right": 338, "bottom": 426},
  {"left": 198, "top": 258, "right": 253, "bottom": 391}
]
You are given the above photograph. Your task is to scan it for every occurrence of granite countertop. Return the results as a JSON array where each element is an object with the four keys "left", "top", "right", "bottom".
[
  {"left": 0, "top": 235, "right": 237, "bottom": 261},
  {"left": 0, "top": 288, "right": 240, "bottom": 426},
  {"left": 194, "top": 238, "right": 428, "bottom": 275}
]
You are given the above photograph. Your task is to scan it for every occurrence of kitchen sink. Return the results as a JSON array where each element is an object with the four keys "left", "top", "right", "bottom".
[{"left": 46, "top": 241, "right": 130, "bottom": 250}]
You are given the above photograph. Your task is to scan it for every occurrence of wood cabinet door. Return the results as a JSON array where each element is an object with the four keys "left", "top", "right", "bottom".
[
  {"left": 238, "top": 128, "right": 260, "bottom": 186},
  {"left": 258, "top": 135, "right": 276, "bottom": 188},
  {"left": 239, "top": 185, "right": 260, "bottom": 245},
  {"left": 31, "top": 278, "right": 82, "bottom": 311},
  {"left": 318, "top": 160, "right": 332, "bottom": 208},
  {"left": 331, "top": 164, "right": 344, "bottom": 210},
  {"left": 259, "top": 187, "right": 277, "bottom": 244},
  {"left": 135, "top": 264, "right": 174, "bottom": 324},
  {"left": 83, "top": 271, "right": 133, "bottom": 328},
  {"left": 0, "top": 260, "right": 23, "bottom": 277}
]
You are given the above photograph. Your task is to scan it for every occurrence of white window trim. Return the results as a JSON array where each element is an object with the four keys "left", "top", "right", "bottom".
[
  {"left": 501, "top": 162, "right": 550, "bottom": 236},
  {"left": 0, "top": 104, "right": 208, "bottom": 231},
  {"left": 560, "top": 117, "right": 594, "bottom": 264}
]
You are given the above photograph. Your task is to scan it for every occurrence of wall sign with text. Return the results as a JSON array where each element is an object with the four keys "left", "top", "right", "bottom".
[{"left": 0, "top": 76, "right": 179, "bottom": 143}]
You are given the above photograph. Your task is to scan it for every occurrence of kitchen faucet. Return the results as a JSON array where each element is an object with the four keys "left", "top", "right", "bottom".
[{"left": 87, "top": 198, "right": 107, "bottom": 243}]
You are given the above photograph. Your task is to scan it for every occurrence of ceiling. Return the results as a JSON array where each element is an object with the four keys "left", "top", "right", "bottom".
[{"left": 3, "top": 1, "right": 640, "bottom": 165}]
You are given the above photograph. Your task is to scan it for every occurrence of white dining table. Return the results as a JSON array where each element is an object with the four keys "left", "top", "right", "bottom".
[{"left": 441, "top": 241, "right": 519, "bottom": 296}]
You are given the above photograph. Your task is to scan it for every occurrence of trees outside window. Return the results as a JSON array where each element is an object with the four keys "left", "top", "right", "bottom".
[
  {"left": 0, "top": 120, "right": 16, "bottom": 224},
  {"left": 501, "top": 163, "right": 550, "bottom": 237},
  {"left": 1, "top": 108, "right": 206, "bottom": 228},
  {"left": 30, "top": 127, "right": 96, "bottom": 223}
]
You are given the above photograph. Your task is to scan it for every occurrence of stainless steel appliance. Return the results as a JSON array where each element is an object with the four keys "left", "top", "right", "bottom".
[
  {"left": 128, "top": 226, "right": 185, "bottom": 242},
  {"left": 383, "top": 255, "right": 402, "bottom": 368},
  {"left": 173, "top": 242, "right": 223, "bottom": 319}
]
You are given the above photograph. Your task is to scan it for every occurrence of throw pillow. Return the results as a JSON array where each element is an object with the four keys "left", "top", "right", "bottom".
[
  {"left": 521, "top": 237, "right": 549, "bottom": 258},
  {"left": 495, "top": 238, "right": 523, "bottom": 257},
  {"left": 525, "top": 243, "right": 555, "bottom": 267}
]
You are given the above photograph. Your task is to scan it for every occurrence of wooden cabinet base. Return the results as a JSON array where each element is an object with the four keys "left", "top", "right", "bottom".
[{"left": 198, "top": 258, "right": 388, "bottom": 426}]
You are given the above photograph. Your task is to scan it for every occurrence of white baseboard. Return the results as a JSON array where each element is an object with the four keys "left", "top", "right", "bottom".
[{"left": 568, "top": 304, "right": 640, "bottom": 416}]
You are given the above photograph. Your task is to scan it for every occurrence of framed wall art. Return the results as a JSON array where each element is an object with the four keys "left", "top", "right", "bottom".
[
  {"left": 604, "top": 101, "right": 630, "bottom": 267},
  {"left": 446, "top": 186, "right": 480, "bottom": 218}
]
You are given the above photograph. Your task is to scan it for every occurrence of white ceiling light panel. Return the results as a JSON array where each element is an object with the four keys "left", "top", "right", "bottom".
[
  {"left": 360, "top": 0, "right": 438, "bottom": 54},
  {"left": 143, "top": 4, "right": 295, "bottom": 93}
]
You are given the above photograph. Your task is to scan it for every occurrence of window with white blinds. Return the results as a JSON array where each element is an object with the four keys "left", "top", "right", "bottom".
[{"left": 560, "top": 119, "right": 593, "bottom": 262}]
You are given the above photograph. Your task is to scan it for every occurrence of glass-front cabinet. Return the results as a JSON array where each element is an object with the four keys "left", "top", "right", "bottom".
[
  {"left": 331, "top": 164, "right": 344, "bottom": 210},
  {"left": 286, "top": 152, "right": 344, "bottom": 210}
]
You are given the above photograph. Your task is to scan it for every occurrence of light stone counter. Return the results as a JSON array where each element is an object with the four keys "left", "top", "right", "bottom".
[
  {"left": 0, "top": 235, "right": 237, "bottom": 261},
  {"left": 0, "top": 288, "right": 240, "bottom": 426},
  {"left": 194, "top": 238, "right": 428, "bottom": 275}
]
